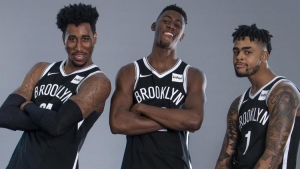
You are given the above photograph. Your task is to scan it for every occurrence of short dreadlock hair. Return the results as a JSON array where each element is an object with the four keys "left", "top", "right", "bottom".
[
  {"left": 232, "top": 24, "right": 273, "bottom": 54},
  {"left": 56, "top": 3, "right": 99, "bottom": 35},
  {"left": 158, "top": 4, "right": 187, "bottom": 24}
]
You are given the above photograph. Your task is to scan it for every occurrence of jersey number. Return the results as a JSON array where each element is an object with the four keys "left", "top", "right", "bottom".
[
  {"left": 243, "top": 131, "right": 251, "bottom": 155},
  {"left": 40, "top": 103, "right": 53, "bottom": 110}
]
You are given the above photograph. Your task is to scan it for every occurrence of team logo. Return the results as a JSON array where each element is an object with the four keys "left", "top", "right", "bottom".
[
  {"left": 172, "top": 73, "right": 183, "bottom": 82},
  {"left": 258, "top": 90, "right": 269, "bottom": 100},
  {"left": 71, "top": 75, "right": 84, "bottom": 84}
]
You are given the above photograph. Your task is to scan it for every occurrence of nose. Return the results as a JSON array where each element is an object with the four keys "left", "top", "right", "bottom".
[
  {"left": 235, "top": 52, "right": 243, "bottom": 61},
  {"left": 75, "top": 40, "right": 83, "bottom": 51},
  {"left": 166, "top": 22, "right": 175, "bottom": 30}
]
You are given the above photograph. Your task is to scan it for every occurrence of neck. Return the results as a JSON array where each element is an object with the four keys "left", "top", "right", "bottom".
[
  {"left": 248, "top": 67, "right": 276, "bottom": 94},
  {"left": 148, "top": 45, "right": 178, "bottom": 73}
]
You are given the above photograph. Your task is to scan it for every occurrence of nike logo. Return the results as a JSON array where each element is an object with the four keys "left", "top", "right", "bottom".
[
  {"left": 242, "top": 99, "right": 248, "bottom": 104},
  {"left": 140, "top": 74, "right": 152, "bottom": 78},
  {"left": 47, "top": 72, "right": 59, "bottom": 76}
]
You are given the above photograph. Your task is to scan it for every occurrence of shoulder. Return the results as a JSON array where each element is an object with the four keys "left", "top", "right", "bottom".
[
  {"left": 186, "top": 66, "right": 207, "bottom": 89},
  {"left": 82, "top": 72, "right": 111, "bottom": 90},
  {"left": 29, "top": 62, "right": 51, "bottom": 74},
  {"left": 268, "top": 80, "right": 300, "bottom": 105},
  {"left": 187, "top": 67, "right": 206, "bottom": 79},
  {"left": 116, "top": 63, "right": 136, "bottom": 81}
]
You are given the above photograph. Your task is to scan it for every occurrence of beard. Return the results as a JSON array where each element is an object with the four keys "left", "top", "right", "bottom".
[{"left": 235, "top": 64, "right": 260, "bottom": 77}]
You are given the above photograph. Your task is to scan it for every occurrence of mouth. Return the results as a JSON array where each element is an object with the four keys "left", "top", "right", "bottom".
[
  {"left": 163, "top": 31, "right": 174, "bottom": 37},
  {"left": 72, "top": 53, "right": 86, "bottom": 61},
  {"left": 234, "top": 62, "right": 247, "bottom": 69}
]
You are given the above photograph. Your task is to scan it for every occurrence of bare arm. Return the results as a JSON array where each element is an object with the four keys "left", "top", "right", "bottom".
[
  {"left": 70, "top": 73, "right": 111, "bottom": 119},
  {"left": 109, "top": 64, "right": 164, "bottom": 135},
  {"left": 215, "top": 96, "right": 241, "bottom": 169},
  {"left": 132, "top": 67, "right": 206, "bottom": 131},
  {"left": 253, "top": 81, "right": 299, "bottom": 169}
]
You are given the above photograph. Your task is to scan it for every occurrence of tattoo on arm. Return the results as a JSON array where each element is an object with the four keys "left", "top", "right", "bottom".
[
  {"left": 254, "top": 84, "right": 299, "bottom": 168},
  {"left": 216, "top": 97, "right": 241, "bottom": 169}
]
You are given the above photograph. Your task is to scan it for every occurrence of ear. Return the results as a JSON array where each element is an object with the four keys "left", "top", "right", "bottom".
[
  {"left": 151, "top": 22, "right": 156, "bottom": 31},
  {"left": 179, "top": 33, "right": 185, "bottom": 41},
  {"left": 62, "top": 35, "right": 65, "bottom": 45},
  {"left": 94, "top": 32, "right": 98, "bottom": 44},
  {"left": 261, "top": 51, "right": 269, "bottom": 62}
]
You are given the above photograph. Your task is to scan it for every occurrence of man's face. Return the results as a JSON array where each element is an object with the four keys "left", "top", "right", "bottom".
[
  {"left": 63, "top": 23, "right": 97, "bottom": 68},
  {"left": 233, "top": 37, "right": 267, "bottom": 77},
  {"left": 153, "top": 10, "right": 185, "bottom": 49}
]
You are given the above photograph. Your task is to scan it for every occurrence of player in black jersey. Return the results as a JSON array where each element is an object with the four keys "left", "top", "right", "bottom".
[
  {"left": 110, "top": 4, "right": 206, "bottom": 169},
  {"left": 0, "top": 3, "right": 111, "bottom": 169},
  {"left": 215, "top": 24, "right": 300, "bottom": 169}
]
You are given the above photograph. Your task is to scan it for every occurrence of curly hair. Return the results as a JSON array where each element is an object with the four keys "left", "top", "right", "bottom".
[
  {"left": 158, "top": 4, "right": 187, "bottom": 24},
  {"left": 56, "top": 3, "right": 99, "bottom": 35},
  {"left": 232, "top": 24, "right": 273, "bottom": 54}
]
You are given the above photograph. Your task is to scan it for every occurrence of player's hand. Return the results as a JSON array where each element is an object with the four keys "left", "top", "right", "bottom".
[{"left": 20, "top": 101, "right": 33, "bottom": 111}]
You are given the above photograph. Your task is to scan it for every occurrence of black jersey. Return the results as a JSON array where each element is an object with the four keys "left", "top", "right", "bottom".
[
  {"left": 7, "top": 60, "right": 102, "bottom": 169},
  {"left": 121, "top": 57, "right": 192, "bottom": 169},
  {"left": 234, "top": 76, "right": 299, "bottom": 169}
]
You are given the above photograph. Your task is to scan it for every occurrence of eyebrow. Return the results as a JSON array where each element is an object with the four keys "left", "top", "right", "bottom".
[
  {"left": 163, "top": 15, "right": 183, "bottom": 24},
  {"left": 233, "top": 46, "right": 253, "bottom": 50}
]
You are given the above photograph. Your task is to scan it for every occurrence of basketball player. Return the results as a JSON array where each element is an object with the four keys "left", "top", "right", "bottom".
[
  {"left": 109, "top": 4, "right": 206, "bottom": 169},
  {"left": 0, "top": 3, "right": 111, "bottom": 169},
  {"left": 215, "top": 24, "right": 300, "bottom": 169}
]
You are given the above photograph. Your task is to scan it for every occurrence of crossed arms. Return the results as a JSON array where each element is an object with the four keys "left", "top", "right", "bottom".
[
  {"left": 109, "top": 63, "right": 206, "bottom": 135},
  {"left": 215, "top": 81, "right": 300, "bottom": 169},
  {"left": 0, "top": 62, "right": 111, "bottom": 136}
]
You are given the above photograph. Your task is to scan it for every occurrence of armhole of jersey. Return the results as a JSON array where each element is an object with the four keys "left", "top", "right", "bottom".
[
  {"left": 183, "top": 65, "right": 190, "bottom": 93},
  {"left": 133, "top": 61, "right": 140, "bottom": 91},
  {"left": 238, "top": 91, "right": 246, "bottom": 112},
  {"left": 266, "top": 79, "right": 287, "bottom": 106},
  {"left": 40, "top": 62, "right": 56, "bottom": 79},
  {"left": 76, "top": 71, "right": 103, "bottom": 93}
]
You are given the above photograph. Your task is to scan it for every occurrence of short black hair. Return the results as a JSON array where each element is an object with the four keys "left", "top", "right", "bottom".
[
  {"left": 56, "top": 3, "right": 99, "bottom": 35},
  {"left": 232, "top": 24, "right": 273, "bottom": 54},
  {"left": 158, "top": 4, "right": 187, "bottom": 24}
]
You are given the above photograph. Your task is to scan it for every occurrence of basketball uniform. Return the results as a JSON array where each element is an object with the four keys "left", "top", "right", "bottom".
[
  {"left": 234, "top": 76, "right": 299, "bottom": 169},
  {"left": 121, "top": 57, "right": 192, "bottom": 169},
  {"left": 7, "top": 60, "right": 102, "bottom": 169}
]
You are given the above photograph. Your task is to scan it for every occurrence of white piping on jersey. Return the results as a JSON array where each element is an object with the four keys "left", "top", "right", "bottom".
[
  {"left": 40, "top": 62, "right": 57, "bottom": 79},
  {"left": 143, "top": 57, "right": 183, "bottom": 78},
  {"left": 133, "top": 61, "right": 140, "bottom": 90},
  {"left": 248, "top": 76, "right": 285, "bottom": 99},
  {"left": 238, "top": 91, "right": 247, "bottom": 112},
  {"left": 183, "top": 65, "right": 190, "bottom": 93},
  {"left": 59, "top": 60, "right": 99, "bottom": 76},
  {"left": 76, "top": 70, "right": 103, "bottom": 93}
]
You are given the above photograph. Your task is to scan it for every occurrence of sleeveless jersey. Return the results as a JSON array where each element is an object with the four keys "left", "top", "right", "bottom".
[
  {"left": 7, "top": 60, "right": 102, "bottom": 169},
  {"left": 121, "top": 57, "right": 192, "bottom": 169},
  {"left": 233, "top": 76, "right": 299, "bottom": 169}
]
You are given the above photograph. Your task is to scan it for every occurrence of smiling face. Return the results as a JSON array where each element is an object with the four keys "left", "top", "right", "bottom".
[
  {"left": 152, "top": 10, "right": 185, "bottom": 49},
  {"left": 63, "top": 22, "right": 97, "bottom": 69},
  {"left": 233, "top": 36, "right": 268, "bottom": 77}
]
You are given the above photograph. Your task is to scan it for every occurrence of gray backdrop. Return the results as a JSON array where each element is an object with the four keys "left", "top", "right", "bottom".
[{"left": 0, "top": 0, "right": 299, "bottom": 168}]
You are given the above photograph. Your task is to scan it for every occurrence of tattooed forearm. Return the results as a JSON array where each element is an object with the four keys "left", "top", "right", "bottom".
[{"left": 216, "top": 97, "right": 241, "bottom": 169}]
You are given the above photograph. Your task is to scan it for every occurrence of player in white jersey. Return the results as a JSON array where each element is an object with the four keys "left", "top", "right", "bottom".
[{"left": 215, "top": 24, "right": 300, "bottom": 169}]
